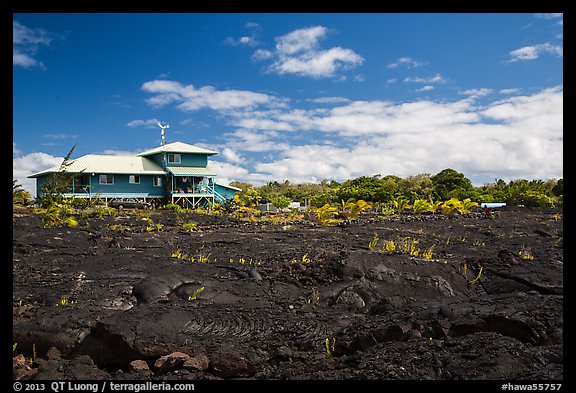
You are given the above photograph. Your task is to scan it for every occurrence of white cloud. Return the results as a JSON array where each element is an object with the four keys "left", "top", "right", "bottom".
[
  {"left": 309, "top": 96, "right": 351, "bottom": 104},
  {"left": 13, "top": 151, "right": 64, "bottom": 196},
  {"left": 225, "top": 35, "right": 259, "bottom": 47},
  {"left": 208, "top": 160, "right": 255, "bottom": 186},
  {"left": 403, "top": 73, "right": 445, "bottom": 84},
  {"left": 43, "top": 133, "right": 78, "bottom": 139},
  {"left": 13, "top": 20, "right": 54, "bottom": 69},
  {"left": 251, "top": 49, "right": 274, "bottom": 61},
  {"left": 220, "top": 87, "right": 563, "bottom": 185},
  {"left": 126, "top": 118, "right": 161, "bottom": 128},
  {"left": 224, "top": 22, "right": 261, "bottom": 47},
  {"left": 415, "top": 85, "right": 434, "bottom": 93},
  {"left": 509, "top": 43, "right": 562, "bottom": 62},
  {"left": 460, "top": 88, "right": 493, "bottom": 97},
  {"left": 13, "top": 143, "right": 22, "bottom": 156},
  {"left": 387, "top": 56, "right": 426, "bottom": 69},
  {"left": 224, "top": 129, "right": 292, "bottom": 153},
  {"left": 481, "top": 86, "right": 562, "bottom": 126},
  {"left": 134, "top": 76, "right": 562, "bottom": 186},
  {"left": 141, "top": 80, "right": 287, "bottom": 111},
  {"left": 97, "top": 149, "right": 141, "bottom": 156},
  {"left": 498, "top": 88, "right": 521, "bottom": 95},
  {"left": 221, "top": 147, "right": 245, "bottom": 164},
  {"left": 13, "top": 52, "right": 40, "bottom": 68},
  {"left": 254, "top": 26, "right": 364, "bottom": 79}
]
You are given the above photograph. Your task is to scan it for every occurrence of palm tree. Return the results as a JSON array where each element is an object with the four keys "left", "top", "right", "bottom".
[
  {"left": 393, "top": 196, "right": 411, "bottom": 215},
  {"left": 13, "top": 180, "right": 32, "bottom": 205}
]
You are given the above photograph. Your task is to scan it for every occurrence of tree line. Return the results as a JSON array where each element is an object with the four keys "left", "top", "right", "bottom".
[
  {"left": 230, "top": 168, "right": 563, "bottom": 209},
  {"left": 14, "top": 167, "right": 562, "bottom": 210}
]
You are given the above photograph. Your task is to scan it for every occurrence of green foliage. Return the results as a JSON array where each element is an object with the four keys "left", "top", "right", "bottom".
[
  {"left": 13, "top": 180, "right": 32, "bottom": 206},
  {"left": 236, "top": 186, "right": 262, "bottom": 208},
  {"left": 63, "top": 216, "right": 79, "bottom": 228},
  {"left": 269, "top": 195, "right": 292, "bottom": 211},
  {"left": 69, "top": 198, "right": 88, "bottom": 209},
  {"left": 551, "top": 179, "right": 563, "bottom": 197},
  {"left": 181, "top": 221, "right": 199, "bottom": 232},
  {"left": 518, "top": 245, "right": 534, "bottom": 260},
  {"left": 463, "top": 263, "right": 483, "bottom": 286},
  {"left": 337, "top": 175, "right": 395, "bottom": 203},
  {"left": 396, "top": 174, "right": 434, "bottom": 201},
  {"left": 188, "top": 286, "right": 205, "bottom": 301},
  {"left": 422, "top": 245, "right": 435, "bottom": 261},
  {"left": 460, "top": 198, "right": 479, "bottom": 213},
  {"left": 325, "top": 337, "right": 336, "bottom": 358},
  {"left": 292, "top": 253, "right": 312, "bottom": 264},
  {"left": 517, "top": 191, "right": 555, "bottom": 208},
  {"left": 314, "top": 204, "right": 341, "bottom": 226},
  {"left": 171, "top": 247, "right": 211, "bottom": 264},
  {"left": 310, "top": 188, "right": 338, "bottom": 206},
  {"left": 469, "top": 266, "right": 483, "bottom": 286},
  {"left": 440, "top": 198, "right": 463, "bottom": 215},
  {"left": 412, "top": 199, "right": 434, "bottom": 215},
  {"left": 164, "top": 203, "right": 183, "bottom": 213},
  {"left": 438, "top": 198, "right": 477, "bottom": 215},
  {"left": 339, "top": 199, "right": 370, "bottom": 219},
  {"left": 39, "top": 201, "right": 78, "bottom": 228},
  {"left": 431, "top": 168, "right": 474, "bottom": 201},
  {"left": 37, "top": 144, "right": 78, "bottom": 207},
  {"left": 80, "top": 207, "right": 117, "bottom": 219},
  {"left": 368, "top": 233, "right": 379, "bottom": 251},
  {"left": 397, "top": 237, "right": 420, "bottom": 257},
  {"left": 393, "top": 196, "right": 411, "bottom": 214},
  {"left": 229, "top": 174, "right": 561, "bottom": 213},
  {"left": 215, "top": 197, "right": 238, "bottom": 214},
  {"left": 307, "top": 288, "right": 320, "bottom": 305},
  {"left": 57, "top": 296, "right": 76, "bottom": 306},
  {"left": 383, "top": 240, "right": 396, "bottom": 252}
]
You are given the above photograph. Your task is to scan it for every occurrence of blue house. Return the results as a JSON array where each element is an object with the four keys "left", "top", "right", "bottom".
[{"left": 29, "top": 141, "right": 241, "bottom": 208}]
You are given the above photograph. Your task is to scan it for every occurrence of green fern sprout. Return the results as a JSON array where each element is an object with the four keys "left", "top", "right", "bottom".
[
  {"left": 188, "top": 286, "right": 205, "bottom": 301},
  {"left": 469, "top": 266, "right": 483, "bottom": 285},
  {"left": 422, "top": 244, "right": 435, "bottom": 261},
  {"left": 518, "top": 246, "right": 534, "bottom": 260},
  {"left": 325, "top": 337, "right": 336, "bottom": 358},
  {"left": 368, "top": 233, "right": 379, "bottom": 251},
  {"left": 384, "top": 240, "right": 396, "bottom": 252},
  {"left": 307, "top": 289, "right": 320, "bottom": 305}
]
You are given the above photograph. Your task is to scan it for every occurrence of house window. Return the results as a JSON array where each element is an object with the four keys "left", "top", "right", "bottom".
[
  {"left": 99, "top": 174, "right": 114, "bottom": 185},
  {"left": 129, "top": 175, "right": 140, "bottom": 184},
  {"left": 153, "top": 176, "right": 163, "bottom": 187},
  {"left": 168, "top": 154, "right": 181, "bottom": 164}
]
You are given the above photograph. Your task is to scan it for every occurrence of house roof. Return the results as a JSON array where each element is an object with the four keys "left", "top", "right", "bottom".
[
  {"left": 215, "top": 183, "right": 242, "bottom": 192},
  {"left": 28, "top": 155, "right": 166, "bottom": 178},
  {"left": 167, "top": 166, "right": 217, "bottom": 176},
  {"left": 137, "top": 142, "right": 217, "bottom": 157}
]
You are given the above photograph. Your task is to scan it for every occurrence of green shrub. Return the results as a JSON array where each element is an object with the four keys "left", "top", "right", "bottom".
[
  {"left": 315, "top": 204, "right": 341, "bottom": 226},
  {"left": 164, "top": 203, "right": 183, "bottom": 213},
  {"left": 412, "top": 199, "right": 434, "bottom": 215}
]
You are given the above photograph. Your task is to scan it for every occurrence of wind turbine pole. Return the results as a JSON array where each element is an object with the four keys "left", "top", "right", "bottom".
[{"left": 157, "top": 122, "right": 169, "bottom": 146}]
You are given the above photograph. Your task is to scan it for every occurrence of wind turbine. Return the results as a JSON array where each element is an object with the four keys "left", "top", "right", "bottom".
[{"left": 157, "top": 122, "right": 170, "bottom": 146}]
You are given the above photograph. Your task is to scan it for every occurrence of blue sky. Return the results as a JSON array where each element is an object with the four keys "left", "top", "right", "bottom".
[{"left": 13, "top": 13, "right": 563, "bottom": 194}]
